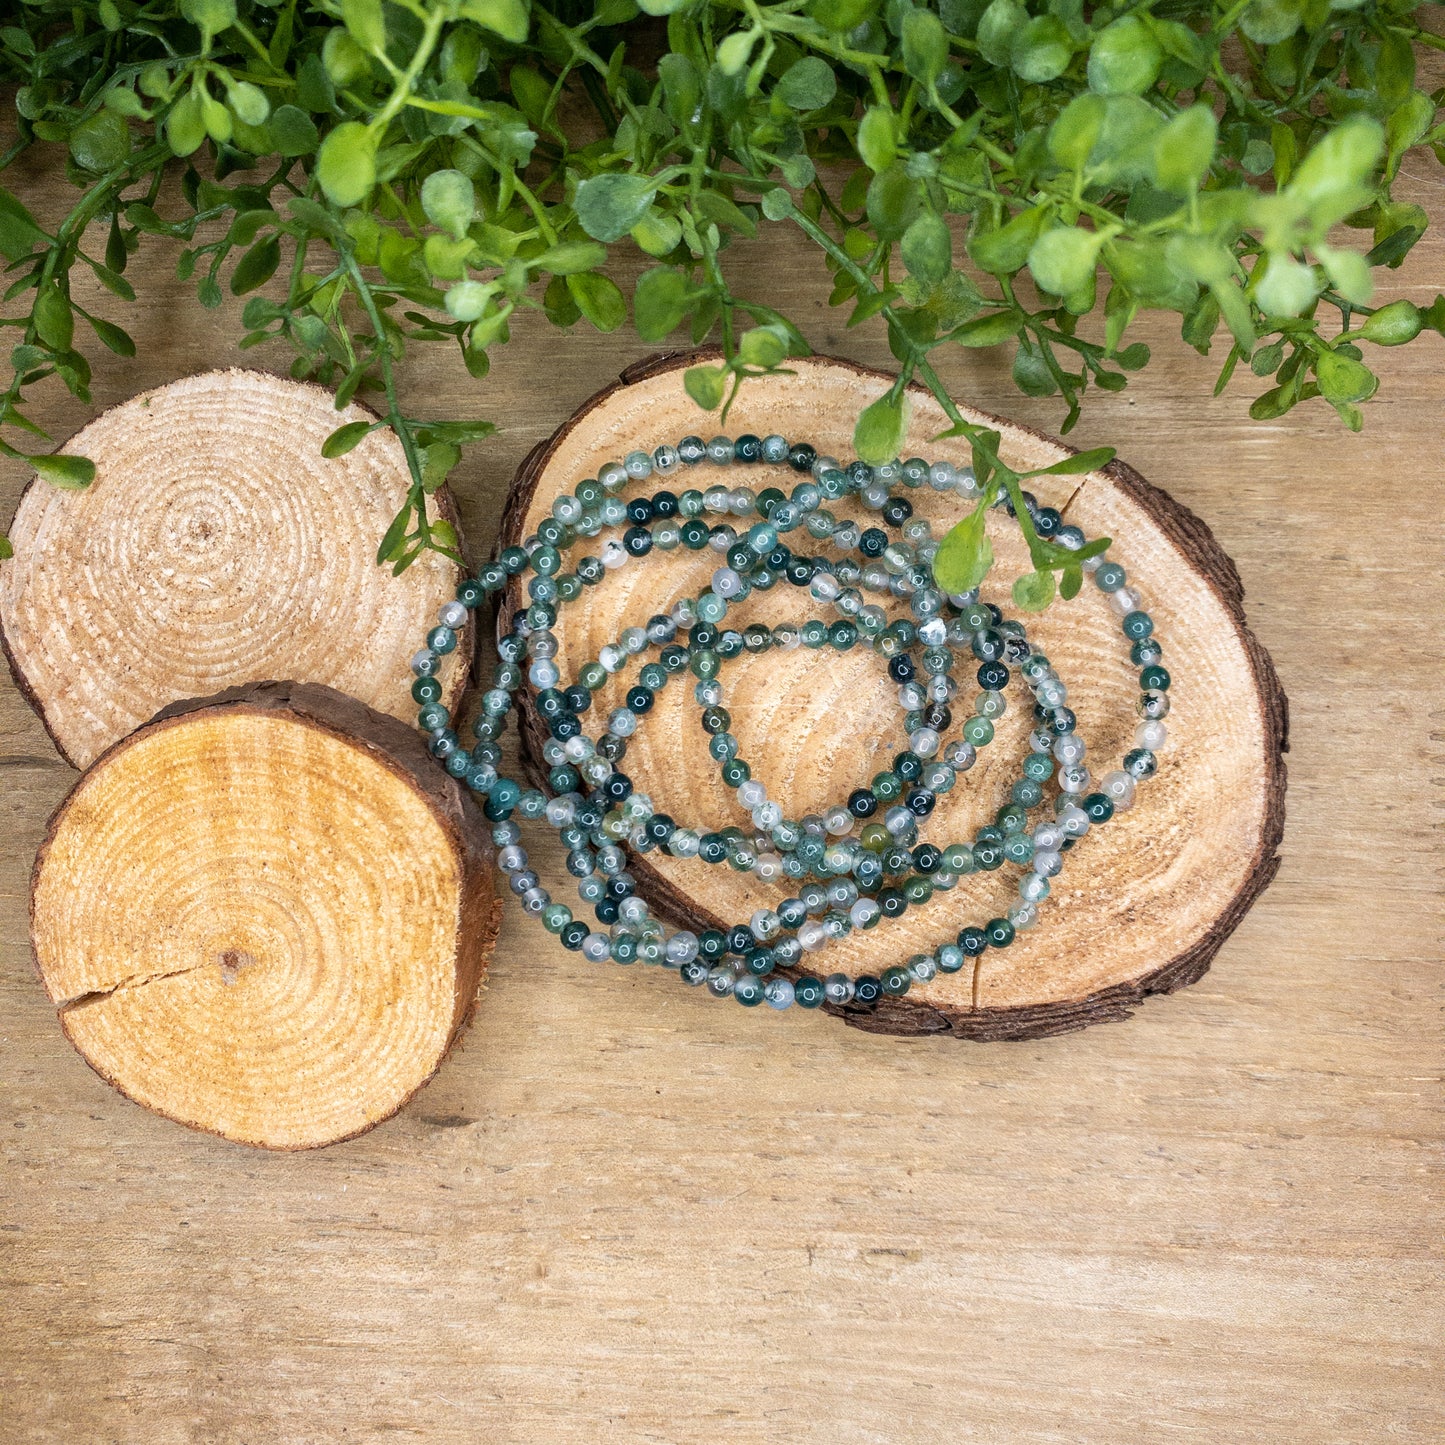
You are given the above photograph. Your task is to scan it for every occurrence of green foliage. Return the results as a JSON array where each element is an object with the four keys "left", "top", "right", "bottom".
[{"left": 0, "top": 0, "right": 1441, "bottom": 579}]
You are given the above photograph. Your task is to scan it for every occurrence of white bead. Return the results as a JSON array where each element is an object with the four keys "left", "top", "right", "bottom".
[
  {"left": 1136, "top": 720, "right": 1168, "bottom": 751},
  {"left": 910, "top": 726, "right": 940, "bottom": 758},
  {"left": 798, "top": 920, "right": 828, "bottom": 950},
  {"left": 737, "top": 779, "right": 767, "bottom": 808},
  {"left": 824, "top": 806, "right": 852, "bottom": 835},
  {"left": 438, "top": 600, "right": 468, "bottom": 629},
  {"left": 1101, "top": 769, "right": 1137, "bottom": 808},
  {"left": 600, "top": 539, "right": 628, "bottom": 569},
  {"left": 1108, "top": 585, "right": 1142, "bottom": 616}
]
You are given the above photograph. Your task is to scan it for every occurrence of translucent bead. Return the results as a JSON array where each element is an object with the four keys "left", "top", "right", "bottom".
[
  {"left": 707, "top": 435, "right": 734, "bottom": 464},
  {"left": 928, "top": 460, "right": 957, "bottom": 490},
  {"left": 529, "top": 659, "right": 559, "bottom": 688},
  {"left": 1101, "top": 769, "right": 1137, "bottom": 809},
  {"left": 1020, "top": 872, "right": 1050, "bottom": 903},
  {"left": 1033, "top": 848, "right": 1063, "bottom": 877},
  {"left": 750, "top": 908, "right": 781, "bottom": 940},
  {"left": 497, "top": 844, "right": 527, "bottom": 873},
  {"left": 608, "top": 708, "right": 637, "bottom": 737},
  {"left": 1136, "top": 719, "right": 1168, "bottom": 751},
  {"left": 438, "top": 599, "right": 468, "bottom": 629},
  {"left": 909, "top": 954, "right": 938, "bottom": 982},
  {"left": 798, "top": 920, "right": 828, "bottom": 950},
  {"left": 598, "top": 461, "right": 628, "bottom": 489},
  {"left": 706, "top": 965, "right": 736, "bottom": 997},
  {"left": 1137, "top": 689, "right": 1170, "bottom": 720},
  {"left": 411, "top": 649, "right": 439, "bottom": 677},
  {"left": 1108, "top": 585, "right": 1142, "bottom": 616},
  {"left": 1053, "top": 734, "right": 1086, "bottom": 765},
  {"left": 624, "top": 449, "right": 653, "bottom": 479},
  {"left": 764, "top": 977, "right": 795, "bottom": 1010},
  {"left": 653, "top": 443, "right": 681, "bottom": 474},
  {"left": 1058, "top": 763, "right": 1090, "bottom": 794},
  {"left": 737, "top": 779, "right": 767, "bottom": 808},
  {"left": 824, "top": 806, "right": 852, "bottom": 835},
  {"left": 582, "top": 933, "right": 611, "bottom": 962},
  {"left": 910, "top": 726, "right": 940, "bottom": 758},
  {"left": 754, "top": 853, "right": 785, "bottom": 882},
  {"left": 600, "top": 539, "right": 628, "bottom": 570},
  {"left": 762, "top": 434, "right": 790, "bottom": 462},
  {"left": 944, "top": 740, "right": 977, "bottom": 771},
  {"left": 1009, "top": 901, "right": 1040, "bottom": 930}
]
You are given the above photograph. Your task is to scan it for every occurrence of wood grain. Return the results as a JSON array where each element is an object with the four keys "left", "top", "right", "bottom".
[{"left": 1, "top": 135, "right": 1441, "bottom": 1442}]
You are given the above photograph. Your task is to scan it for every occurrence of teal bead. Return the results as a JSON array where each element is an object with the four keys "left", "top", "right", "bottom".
[
  {"left": 456, "top": 579, "right": 484, "bottom": 607},
  {"left": 794, "top": 976, "right": 825, "bottom": 1007},
  {"left": 542, "top": 903, "right": 572, "bottom": 933},
  {"left": 532, "top": 545, "right": 561, "bottom": 576},
  {"left": 1122, "top": 610, "right": 1154, "bottom": 640},
  {"left": 941, "top": 843, "right": 973, "bottom": 874},
  {"left": 1003, "top": 834, "right": 1034, "bottom": 865},
  {"left": 1140, "top": 664, "right": 1170, "bottom": 691},
  {"left": 721, "top": 759, "right": 750, "bottom": 786},
  {"left": 611, "top": 936, "right": 638, "bottom": 963},
  {"left": 984, "top": 917, "right": 1015, "bottom": 948},
  {"left": 1094, "top": 560, "right": 1126, "bottom": 591},
  {"left": 579, "top": 661, "right": 607, "bottom": 691},
  {"left": 1022, "top": 752, "right": 1053, "bottom": 781},
  {"left": 872, "top": 771, "right": 902, "bottom": 801},
  {"left": 1012, "top": 778, "right": 1044, "bottom": 808},
  {"left": 696, "top": 591, "right": 727, "bottom": 622},
  {"left": 801, "top": 619, "right": 827, "bottom": 647},
  {"left": 418, "top": 703, "right": 449, "bottom": 731},
  {"left": 412, "top": 676, "right": 442, "bottom": 704},
  {"left": 681, "top": 519, "right": 711, "bottom": 548},
  {"left": 734, "top": 974, "right": 764, "bottom": 1006},
  {"left": 427, "top": 626, "right": 457, "bottom": 654},
  {"left": 903, "top": 876, "right": 932, "bottom": 904},
  {"left": 829, "top": 620, "right": 858, "bottom": 649}
]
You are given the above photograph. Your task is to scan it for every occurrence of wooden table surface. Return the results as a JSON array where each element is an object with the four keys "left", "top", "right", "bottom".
[{"left": 2, "top": 143, "right": 1442, "bottom": 1443}]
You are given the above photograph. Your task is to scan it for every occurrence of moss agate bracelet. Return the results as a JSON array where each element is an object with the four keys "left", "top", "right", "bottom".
[{"left": 408, "top": 434, "right": 1170, "bottom": 1013}]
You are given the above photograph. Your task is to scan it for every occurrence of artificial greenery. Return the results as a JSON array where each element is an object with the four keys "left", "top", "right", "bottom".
[{"left": 0, "top": 0, "right": 1442, "bottom": 605}]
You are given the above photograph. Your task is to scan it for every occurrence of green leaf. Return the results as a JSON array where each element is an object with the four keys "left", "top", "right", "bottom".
[
  {"left": 968, "top": 204, "right": 1048, "bottom": 275},
  {"left": 900, "top": 212, "right": 952, "bottom": 285},
  {"left": 738, "top": 325, "right": 789, "bottom": 368},
  {"left": 230, "top": 235, "right": 280, "bottom": 295},
  {"left": 165, "top": 87, "right": 207, "bottom": 158},
  {"left": 977, "top": 0, "right": 1026, "bottom": 68},
  {"left": 1028, "top": 446, "right": 1116, "bottom": 477},
  {"left": 1288, "top": 118, "right": 1384, "bottom": 228},
  {"left": 949, "top": 311, "right": 1021, "bottom": 347},
  {"left": 866, "top": 163, "right": 918, "bottom": 242},
  {"left": 902, "top": 8, "right": 948, "bottom": 85},
  {"left": 31, "top": 453, "right": 96, "bottom": 490},
  {"left": 34, "top": 286, "right": 73, "bottom": 352},
  {"left": 854, "top": 391, "right": 908, "bottom": 466},
  {"left": 1028, "top": 226, "right": 1102, "bottom": 298},
  {"left": 0, "top": 187, "right": 46, "bottom": 261},
  {"left": 0, "top": 535, "right": 11, "bottom": 561},
  {"left": 269, "top": 104, "right": 318, "bottom": 158},
  {"left": 1153, "top": 105, "right": 1217, "bottom": 193},
  {"left": 1012, "top": 339, "right": 1057, "bottom": 397},
  {"left": 633, "top": 266, "right": 692, "bottom": 342},
  {"left": 575, "top": 173, "right": 657, "bottom": 243},
  {"left": 458, "top": 0, "right": 530, "bottom": 44},
  {"left": 1060, "top": 564, "right": 1082, "bottom": 600},
  {"left": 857, "top": 107, "right": 897, "bottom": 173},
  {"left": 1240, "top": 0, "right": 1303, "bottom": 44},
  {"left": 1088, "top": 16, "right": 1162, "bottom": 96},
  {"left": 761, "top": 187, "right": 794, "bottom": 222},
  {"left": 341, "top": 0, "right": 385, "bottom": 53},
  {"left": 421, "top": 169, "right": 476, "bottom": 240},
  {"left": 933, "top": 505, "right": 993, "bottom": 592},
  {"left": 684, "top": 364, "right": 727, "bottom": 410},
  {"left": 776, "top": 56, "right": 837, "bottom": 112},
  {"left": 1012, "top": 16, "right": 1073, "bottom": 84},
  {"left": 180, "top": 0, "right": 236, "bottom": 39},
  {"left": 1253, "top": 253, "right": 1317, "bottom": 318},
  {"left": 567, "top": 271, "right": 626, "bottom": 332},
  {"left": 69, "top": 110, "right": 131, "bottom": 172},
  {"left": 87, "top": 316, "right": 135, "bottom": 357},
  {"left": 316, "top": 122, "right": 377, "bottom": 207},
  {"left": 531, "top": 240, "right": 606, "bottom": 275},
  {"left": 1048, "top": 94, "right": 1106, "bottom": 171},
  {"left": 322, "top": 421, "right": 373, "bottom": 457},
  {"left": 1211, "top": 280, "right": 1256, "bottom": 352},
  {"left": 227, "top": 80, "right": 270, "bottom": 129},
  {"left": 1012, "top": 569, "right": 1056, "bottom": 611}
]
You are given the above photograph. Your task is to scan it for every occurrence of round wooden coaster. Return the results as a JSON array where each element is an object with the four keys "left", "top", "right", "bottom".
[{"left": 498, "top": 351, "right": 1286, "bottom": 1041}]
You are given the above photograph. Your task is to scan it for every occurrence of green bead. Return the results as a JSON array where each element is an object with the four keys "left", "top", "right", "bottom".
[
  {"left": 681, "top": 519, "right": 711, "bottom": 548},
  {"left": 1122, "top": 610, "right": 1154, "bottom": 640},
  {"left": 721, "top": 759, "right": 750, "bottom": 786},
  {"left": 418, "top": 703, "right": 449, "bottom": 731},
  {"left": 903, "top": 877, "right": 933, "bottom": 904},
  {"left": 963, "top": 716, "right": 994, "bottom": 746},
  {"left": 412, "top": 676, "right": 442, "bottom": 704},
  {"left": 532, "top": 545, "right": 561, "bottom": 576},
  {"left": 828, "top": 620, "right": 858, "bottom": 649},
  {"left": 1012, "top": 778, "right": 1044, "bottom": 808},
  {"left": 696, "top": 591, "right": 727, "bottom": 622},
  {"left": 612, "top": 936, "right": 638, "bottom": 963},
  {"left": 579, "top": 662, "right": 607, "bottom": 691},
  {"left": 801, "top": 619, "right": 827, "bottom": 647},
  {"left": 860, "top": 822, "right": 891, "bottom": 852},
  {"left": 1140, "top": 664, "right": 1170, "bottom": 691},
  {"left": 734, "top": 975, "right": 764, "bottom": 1006},
  {"left": 997, "top": 803, "right": 1029, "bottom": 834},
  {"left": 984, "top": 917, "right": 1015, "bottom": 948},
  {"left": 691, "top": 650, "right": 720, "bottom": 679},
  {"left": 880, "top": 965, "right": 911, "bottom": 996},
  {"left": 1022, "top": 752, "right": 1053, "bottom": 781},
  {"left": 1003, "top": 834, "right": 1034, "bottom": 864},
  {"left": 941, "top": 843, "right": 973, "bottom": 874},
  {"left": 542, "top": 903, "right": 572, "bottom": 933},
  {"left": 872, "top": 771, "right": 903, "bottom": 801}
]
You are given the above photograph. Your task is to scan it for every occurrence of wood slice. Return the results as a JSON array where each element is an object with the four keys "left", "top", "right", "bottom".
[
  {"left": 30, "top": 680, "right": 500, "bottom": 1149},
  {"left": 499, "top": 351, "right": 1287, "bottom": 1041},
  {"left": 0, "top": 369, "right": 473, "bottom": 770}
]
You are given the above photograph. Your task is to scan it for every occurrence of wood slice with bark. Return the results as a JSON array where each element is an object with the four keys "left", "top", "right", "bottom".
[
  {"left": 0, "top": 368, "right": 473, "bottom": 770},
  {"left": 30, "top": 680, "right": 501, "bottom": 1149},
  {"left": 499, "top": 351, "right": 1287, "bottom": 1041}
]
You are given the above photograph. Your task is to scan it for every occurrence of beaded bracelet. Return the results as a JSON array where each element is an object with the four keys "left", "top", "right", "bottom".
[{"left": 408, "top": 434, "right": 1170, "bottom": 1013}]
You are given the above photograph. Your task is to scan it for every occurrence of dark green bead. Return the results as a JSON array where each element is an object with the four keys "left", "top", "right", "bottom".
[
  {"left": 612, "top": 936, "right": 637, "bottom": 963},
  {"left": 1083, "top": 791, "right": 1115, "bottom": 823},
  {"left": 903, "top": 876, "right": 932, "bottom": 905},
  {"left": 1012, "top": 778, "right": 1044, "bottom": 808},
  {"left": 418, "top": 703, "right": 449, "bottom": 731},
  {"left": 412, "top": 676, "right": 442, "bottom": 704},
  {"left": 973, "top": 841, "right": 1003, "bottom": 871},
  {"left": 721, "top": 759, "right": 750, "bottom": 786},
  {"left": 872, "top": 771, "right": 903, "bottom": 802},
  {"left": 801, "top": 619, "right": 827, "bottom": 648},
  {"left": 829, "top": 620, "right": 858, "bottom": 649},
  {"left": 456, "top": 579, "right": 484, "bottom": 608},
  {"left": 794, "top": 976, "right": 825, "bottom": 1008},
  {"left": 880, "top": 965, "right": 911, "bottom": 996},
  {"left": 699, "top": 930, "right": 727, "bottom": 959},
  {"left": 499, "top": 545, "right": 527, "bottom": 574},
  {"left": 1121, "top": 610, "right": 1153, "bottom": 639},
  {"left": 557, "top": 574, "right": 582, "bottom": 601},
  {"left": 427, "top": 626, "right": 457, "bottom": 655},
  {"left": 984, "top": 918, "right": 1015, "bottom": 948},
  {"left": 680, "top": 519, "right": 711, "bottom": 549},
  {"left": 1140, "top": 664, "right": 1170, "bottom": 691},
  {"left": 1022, "top": 752, "right": 1054, "bottom": 781}
]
